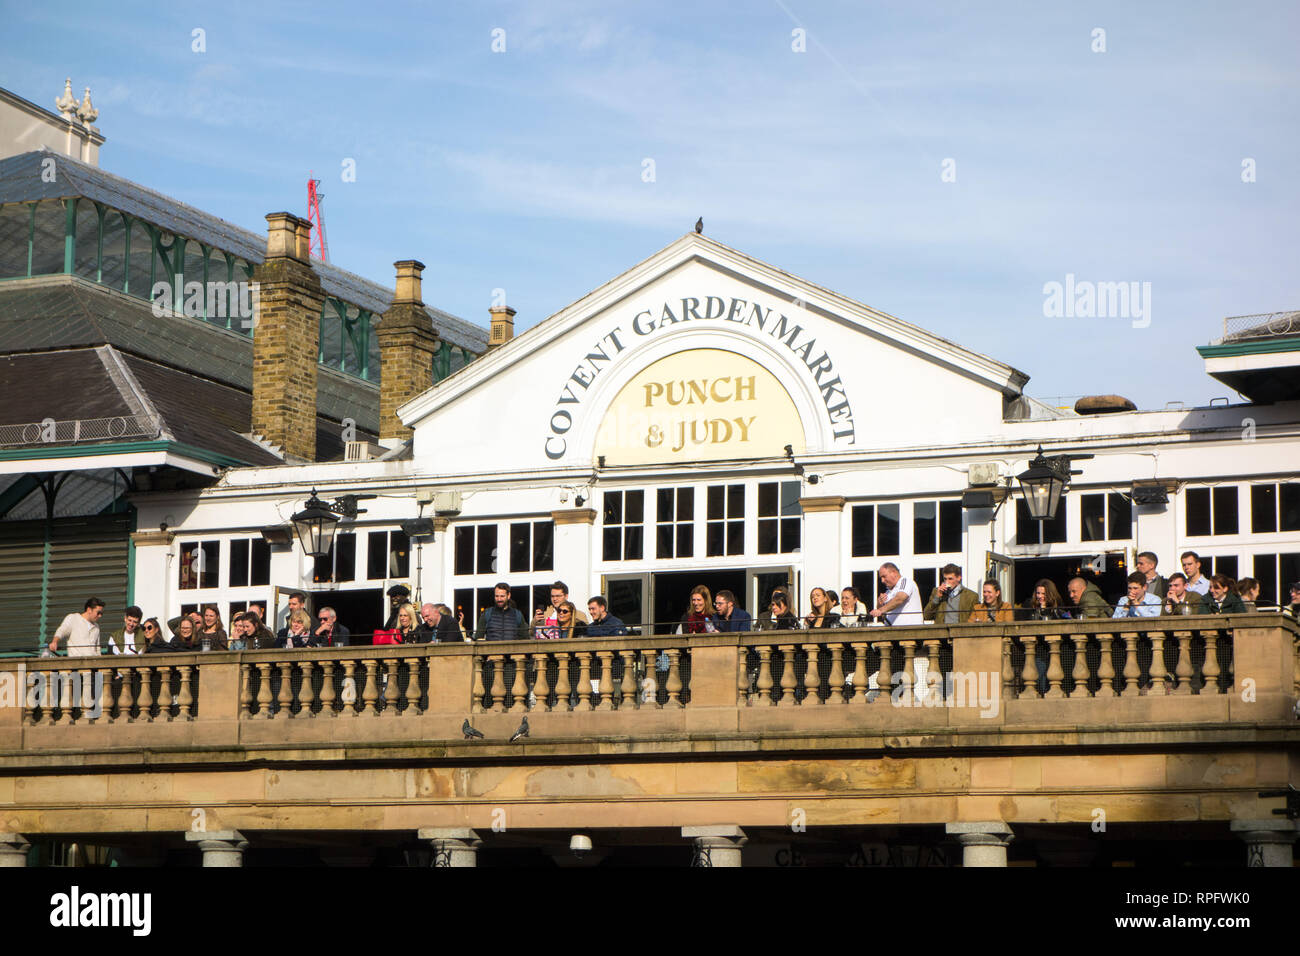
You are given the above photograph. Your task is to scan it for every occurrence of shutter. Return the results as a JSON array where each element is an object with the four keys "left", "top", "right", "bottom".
[{"left": 0, "top": 521, "right": 46, "bottom": 652}]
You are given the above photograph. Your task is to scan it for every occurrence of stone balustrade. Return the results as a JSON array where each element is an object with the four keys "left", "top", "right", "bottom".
[{"left": 18, "top": 658, "right": 200, "bottom": 725}]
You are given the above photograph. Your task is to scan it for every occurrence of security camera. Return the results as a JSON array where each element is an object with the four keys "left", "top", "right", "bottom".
[{"left": 569, "top": 834, "right": 592, "bottom": 858}]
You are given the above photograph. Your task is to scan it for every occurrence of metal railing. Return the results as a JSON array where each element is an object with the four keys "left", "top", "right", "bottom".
[
  {"left": 1222, "top": 310, "right": 1300, "bottom": 342},
  {"left": 0, "top": 413, "right": 158, "bottom": 448}
]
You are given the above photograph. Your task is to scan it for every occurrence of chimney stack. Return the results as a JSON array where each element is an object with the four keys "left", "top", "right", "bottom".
[
  {"left": 250, "top": 211, "right": 323, "bottom": 461},
  {"left": 378, "top": 260, "right": 439, "bottom": 447},
  {"left": 488, "top": 305, "right": 516, "bottom": 349}
]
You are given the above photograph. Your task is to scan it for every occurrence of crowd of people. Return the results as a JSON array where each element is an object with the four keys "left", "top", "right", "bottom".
[{"left": 43, "top": 552, "right": 1300, "bottom": 657}]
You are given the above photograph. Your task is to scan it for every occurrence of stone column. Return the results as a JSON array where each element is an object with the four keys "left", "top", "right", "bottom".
[
  {"left": 418, "top": 827, "right": 483, "bottom": 867},
  {"left": 377, "top": 260, "right": 439, "bottom": 447},
  {"left": 415, "top": 516, "right": 452, "bottom": 610},
  {"left": 251, "top": 212, "right": 323, "bottom": 462},
  {"left": 946, "top": 822, "right": 1014, "bottom": 867},
  {"left": 185, "top": 829, "right": 249, "bottom": 867},
  {"left": 551, "top": 508, "right": 597, "bottom": 601},
  {"left": 682, "top": 825, "right": 747, "bottom": 867},
  {"left": 0, "top": 833, "right": 31, "bottom": 867},
  {"left": 798, "top": 497, "right": 846, "bottom": 598},
  {"left": 128, "top": 529, "right": 174, "bottom": 625},
  {"left": 1230, "top": 819, "right": 1298, "bottom": 867}
]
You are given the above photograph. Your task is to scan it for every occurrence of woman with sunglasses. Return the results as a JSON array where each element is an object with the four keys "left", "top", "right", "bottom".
[
  {"left": 556, "top": 601, "right": 585, "bottom": 639},
  {"left": 142, "top": 618, "right": 176, "bottom": 653}
]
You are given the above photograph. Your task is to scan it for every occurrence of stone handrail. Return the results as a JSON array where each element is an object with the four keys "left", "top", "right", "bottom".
[{"left": 2, "top": 616, "right": 1294, "bottom": 740}]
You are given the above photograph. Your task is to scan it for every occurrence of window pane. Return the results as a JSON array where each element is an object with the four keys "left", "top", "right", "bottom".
[
  {"left": 678, "top": 488, "right": 694, "bottom": 520},
  {"left": 1212, "top": 487, "right": 1238, "bottom": 535},
  {"left": 250, "top": 539, "right": 271, "bottom": 586},
  {"left": 0, "top": 203, "right": 29, "bottom": 279},
  {"left": 851, "top": 505, "right": 874, "bottom": 557},
  {"left": 335, "top": 532, "right": 355, "bottom": 583},
  {"left": 1251, "top": 484, "right": 1278, "bottom": 534},
  {"left": 657, "top": 488, "right": 673, "bottom": 522},
  {"left": 1043, "top": 501, "right": 1067, "bottom": 544},
  {"left": 626, "top": 490, "right": 644, "bottom": 524},
  {"left": 179, "top": 541, "right": 198, "bottom": 589},
  {"left": 603, "top": 528, "right": 621, "bottom": 562},
  {"left": 510, "top": 522, "right": 530, "bottom": 573},
  {"left": 30, "top": 200, "right": 65, "bottom": 276},
  {"left": 1016, "top": 498, "right": 1037, "bottom": 545},
  {"left": 1080, "top": 494, "right": 1105, "bottom": 542},
  {"left": 677, "top": 524, "right": 693, "bottom": 557},
  {"left": 1211, "top": 555, "right": 1237, "bottom": 579},
  {"left": 727, "top": 521, "right": 744, "bottom": 555},
  {"left": 939, "top": 500, "right": 962, "bottom": 553},
  {"left": 878, "top": 504, "right": 900, "bottom": 555},
  {"left": 758, "top": 483, "right": 777, "bottom": 517},
  {"left": 850, "top": 571, "right": 876, "bottom": 607},
  {"left": 604, "top": 491, "right": 622, "bottom": 526},
  {"left": 657, "top": 524, "right": 674, "bottom": 559},
  {"left": 74, "top": 201, "right": 98, "bottom": 279},
  {"left": 624, "top": 526, "right": 643, "bottom": 560},
  {"left": 454, "top": 527, "right": 474, "bottom": 576},
  {"left": 389, "top": 531, "right": 411, "bottom": 577},
  {"left": 1107, "top": 492, "right": 1132, "bottom": 540},
  {"left": 913, "top": 501, "right": 937, "bottom": 554},
  {"left": 127, "top": 220, "right": 151, "bottom": 298},
  {"left": 1254, "top": 554, "right": 1277, "bottom": 607},
  {"left": 758, "top": 518, "right": 778, "bottom": 554},
  {"left": 369, "top": 531, "right": 389, "bottom": 579},
  {"left": 474, "top": 526, "right": 496, "bottom": 575},
  {"left": 1185, "top": 488, "right": 1211, "bottom": 536},
  {"left": 533, "top": 521, "right": 553, "bottom": 571},
  {"left": 707, "top": 486, "right": 724, "bottom": 520},
  {"left": 454, "top": 588, "right": 475, "bottom": 627},
  {"left": 781, "top": 517, "right": 800, "bottom": 553},
  {"left": 1281, "top": 484, "right": 1300, "bottom": 533},
  {"left": 728, "top": 485, "right": 744, "bottom": 518},
  {"left": 101, "top": 210, "right": 126, "bottom": 289},
  {"left": 914, "top": 568, "right": 937, "bottom": 599},
  {"left": 229, "top": 538, "right": 250, "bottom": 588},
  {"left": 312, "top": 546, "right": 334, "bottom": 584},
  {"left": 197, "top": 541, "right": 218, "bottom": 588},
  {"left": 1280, "top": 553, "right": 1300, "bottom": 599},
  {"left": 706, "top": 522, "right": 724, "bottom": 557},
  {"left": 780, "top": 481, "right": 801, "bottom": 516}
]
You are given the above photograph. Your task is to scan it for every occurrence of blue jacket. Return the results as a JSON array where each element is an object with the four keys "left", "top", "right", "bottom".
[
  {"left": 585, "top": 613, "right": 628, "bottom": 637},
  {"left": 715, "top": 608, "right": 753, "bottom": 633},
  {"left": 474, "top": 606, "right": 529, "bottom": 641}
]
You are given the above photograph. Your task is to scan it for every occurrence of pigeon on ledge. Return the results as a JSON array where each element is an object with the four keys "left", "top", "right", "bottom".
[
  {"left": 462, "top": 719, "right": 485, "bottom": 739},
  {"left": 509, "top": 715, "right": 530, "bottom": 742},
  {"left": 694, "top": 217, "right": 703, "bottom": 234}
]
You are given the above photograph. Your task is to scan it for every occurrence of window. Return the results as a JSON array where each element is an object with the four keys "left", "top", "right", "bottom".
[
  {"left": 1016, "top": 498, "right": 1067, "bottom": 545},
  {"left": 707, "top": 485, "right": 745, "bottom": 557},
  {"left": 1251, "top": 483, "right": 1300, "bottom": 534},
  {"left": 178, "top": 541, "right": 219, "bottom": 589},
  {"left": 758, "top": 481, "right": 801, "bottom": 555},
  {"left": 602, "top": 490, "right": 645, "bottom": 562},
  {"left": 913, "top": 567, "right": 941, "bottom": 601},
  {"left": 509, "top": 521, "right": 554, "bottom": 573},
  {"left": 366, "top": 529, "right": 410, "bottom": 579},
  {"left": 851, "top": 503, "right": 900, "bottom": 557},
  {"left": 228, "top": 538, "right": 272, "bottom": 588},
  {"left": 453, "top": 525, "right": 497, "bottom": 576},
  {"left": 1253, "top": 553, "right": 1300, "bottom": 607},
  {"left": 1080, "top": 492, "right": 1132, "bottom": 541},
  {"left": 914, "top": 500, "right": 962, "bottom": 554},
  {"left": 1185, "top": 487, "right": 1239, "bottom": 536},
  {"left": 1202, "top": 555, "right": 1238, "bottom": 580},
  {"left": 657, "top": 487, "right": 695, "bottom": 559},
  {"left": 312, "top": 532, "right": 356, "bottom": 584},
  {"left": 850, "top": 570, "right": 877, "bottom": 606}
]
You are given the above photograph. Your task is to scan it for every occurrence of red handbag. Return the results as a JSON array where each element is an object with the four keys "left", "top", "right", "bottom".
[{"left": 372, "top": 629, "right": 402, "bottom": 645}]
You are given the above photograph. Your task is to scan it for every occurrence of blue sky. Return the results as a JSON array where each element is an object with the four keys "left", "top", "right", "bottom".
[{"left": 3, "top": 0, "right": 1297, "bottom": 407}]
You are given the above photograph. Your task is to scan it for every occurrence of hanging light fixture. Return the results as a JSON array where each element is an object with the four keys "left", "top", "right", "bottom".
[
  {"left": 290, "top": 488, "right": 374, "bottom": 558},
  {"left": 1016, "top": 446, "right": 1074, "bottom": 521}
]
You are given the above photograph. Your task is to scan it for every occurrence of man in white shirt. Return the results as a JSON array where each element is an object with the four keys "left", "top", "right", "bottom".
[
  {"left": 871, "top": 563, "right": 922, "bottom": 626},
  {"left": 1180, "top": 551, "right": 1211, "bottom": 596},
  {"left": 48, "top": 597, "right": 105, "bottom": 657}
]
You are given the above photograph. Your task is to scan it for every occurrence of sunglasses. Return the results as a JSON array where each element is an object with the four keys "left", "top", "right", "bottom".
[{"left": 143, "top": 624, "right": 156, "bottom": 631}]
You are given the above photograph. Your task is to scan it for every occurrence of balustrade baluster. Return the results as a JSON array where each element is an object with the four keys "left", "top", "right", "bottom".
[
  {"left": 873, "top": 641, "right": 893, "bottom": 701},
  {"left": 383, "top": 658, "right": 400, "bottom": 716},
  {"left": 320, "top": 661, "right": 337, "bottom": 716},
  {"left": 99, "top": 664, "right": 117, "bottom": 721},
  {"left": 1172, "top": 631, "right": 1194, "bottom": 696},
  {"left": 486, "top": 655, "right": 506, "bottom": 713},
  {"left": 156, "top": 665, "right": 174, "bottom": 719},
  {"left": 276, "top": 662, "right": 294, "bottom": 717},
  {"left": 1148, "top": 633, "right": 1169, "bottom": 696},
  {"left": 1201, "top": 630, "right": 1222, "bottom": 694},
  {"left": 618, "top": 650, "right": 639, "bottom": 712},
  {"left": 665, "top": 649, "right": 683, "bottom": 709},
  {"left": 923, "top": 640, "right": 942, "bottom": 704},
  {"left": 403, "top": 658, "right": 422, "bottom": 714},
  {"left": 737, "top": 648, "right": 750, "bottom": 706},
  {"left": 1070, "top": 634, "right": 1090, "bottom": 698},
  {"left": 299, "top": 660, "right": 316, "bottom": 717},
  {"left": 576, "top": 652, "right": 594, "bottom": 711},
  {"left": 78, "top": 668, "right": 95, "bottom": 721},
  {"left": 1096, "top": 634, "right": 1117, "bottom": 698},
  {"left": 901, "top": 641, "right": 917, "bottom": 703},
  {"left": 118, "top": 665, "right": 138, "bottom": 722},
  {"left": 361, "top": 660, "right": 380, "bottom": 716},
  {"left": 238, "top": 664, "right": 252, "bottom": 719},
  {"left": 850, "top": 642, "right": 868, "bottom": 704},
  {"left": 1001, "top": 637, "right": 1017, "bottom": 700},
  {"left": 1044, "top": 635, "right": 1065, "bottom": 699},
  {"left": 533, "top": 652, "right": 552, "bottom": 711},
  {"left": 776, "top": 645, "right": 797, "bottom": 707},
  {"left": 596, "top": 651, "right": 615, "bottom": 711},
  {"left": 757, "top": 646, "right": 775, "bottom": 706},
  {"left": 340, "top": 660, "right": 358, "bottom": 716},
  {"left": 470, "top": 655, "right": 485, "bottom": 713},
  {"left": 556, "top": 650, "right": 575, "bottom": 711},
  {"left": 256, "top": 662, "right": 274, "bottom": 718},
  {"left": 53, "top": 668, "right": 72, "bottom": 723},
  {"left": 509, "top": 653, "right": 529, "bottom": 713},
  {"left": 802, "top": 644, "right": 822, "bottom": 705},
  {"left": 135, "top": 665, "right": 154, "bottom": 722},
  {"left": 1120, "top": 633, "right": 1141, "bottom": 698},
  {"left": 828, "top": 643, "right": 846, "bottom": 704},
  {"left": 1020, "top": 637, "right": 1039, "bottom": 699}
]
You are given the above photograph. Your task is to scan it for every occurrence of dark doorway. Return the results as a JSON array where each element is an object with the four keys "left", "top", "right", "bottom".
[
  {"left": 652, "top": 569, "right": 746, "bottom": 634},
  {"left": 311, "top": 588, "right": 384, "bottom": 645},
  {"left": 1011, "top": 553, "right": 1126, "bottom": 611}
]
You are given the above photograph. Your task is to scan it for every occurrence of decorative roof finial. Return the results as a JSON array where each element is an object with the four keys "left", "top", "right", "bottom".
[
  {"left": 55, "top": 78, "right": 77, "bottom": 119},
  {"left": 77, "top": 86, "right": 98, "bottom": 125}
]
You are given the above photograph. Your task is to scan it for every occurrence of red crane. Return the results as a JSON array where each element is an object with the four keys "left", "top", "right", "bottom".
[{"left": 307, "top": 174, "right": 329, "bottom": 263}]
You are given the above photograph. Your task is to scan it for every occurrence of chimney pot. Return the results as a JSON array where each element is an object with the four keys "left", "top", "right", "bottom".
[
  {"left": 265, "top": 212, "right": 298, "bottom": 259},
  {"left": 488, "top": 305, "right": 516, "bottom": 348},
  {"left": 394, "top": 260, "right": 426, "bottom": 304},
  {"left": 294, "top": 216, "right": 313, "bottom": 261}
]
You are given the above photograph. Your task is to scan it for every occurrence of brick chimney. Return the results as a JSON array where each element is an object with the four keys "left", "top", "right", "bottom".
[
  {"left": 488, "top": 305, "right": 516, "bottom": 348},
  {"left": 251, "top": 212, "right": 323, "bottom": 461},
  {"left": 378, "top": 260, "right": 439, "bottom": 446}
]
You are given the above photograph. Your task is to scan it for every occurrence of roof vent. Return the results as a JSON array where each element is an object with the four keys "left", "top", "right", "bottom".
[
  {"left": 345, "top": 440, "right": 385, "bottom": 461},
  {"left": 1074, "top": 395, "right": 1136, "bottom": 415}
]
